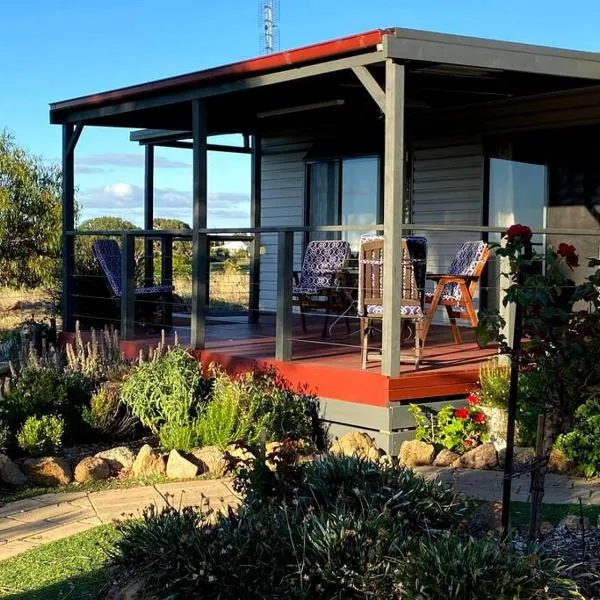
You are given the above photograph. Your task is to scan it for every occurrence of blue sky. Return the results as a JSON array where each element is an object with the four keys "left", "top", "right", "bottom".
[{"left": 3, "top": 0, "right": 600, "bottom": 227}]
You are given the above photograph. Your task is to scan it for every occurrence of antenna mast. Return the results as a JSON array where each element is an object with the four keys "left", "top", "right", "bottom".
[{"left": 259, "top": 0, "right": 280, "bottom": 54}]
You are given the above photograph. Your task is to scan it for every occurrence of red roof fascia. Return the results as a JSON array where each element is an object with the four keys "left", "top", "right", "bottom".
[{"left": 51, "top": 29, "right": 389, "bottom": 113}]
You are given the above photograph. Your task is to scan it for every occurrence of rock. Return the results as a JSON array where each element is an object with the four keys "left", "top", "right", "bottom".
[
  {"left": 23, "top": 456, "right": 72, "bottom": 486},
  {"left": 329, "top": 432, "right": 380, "bottom": 462},
  {"left": 94, "top": 446, "right": 135, "bottom": 476},
  {"left": 131, "top": 444, "right": 166, "bottom": 478},
  {"left": 226, "top": 445, "right": 256, "bottom": 463},
  {"left": 190, "top": 446, "right": 227, "bottom": 476},
  {"left": 399, "top": 440, "right": 435, "bottom": 467},
  {"left": 74, "top": 456, "right": 111, "bottom": 483},
  {"left": 466, "top": 502, "right": 502, "bottom": 536},
  {"left": 453, "top": 443, "right": 498, "bottom": 470},
  {"left": 0, "top": 457, "right": 27, "bottom": 486},
  {"left": 548, "top": 448, "right": 574, "bottom": 474},
  {"left": 540, "top": 521, "right": 554, "bottom": 535},
  {"left": 433, "top": 449, "right": 460, "bottom": 467},
  {"left": 498, "top": 447, "right": 536, "bottom": 469},
  {"left": 166, "top": 450, "right": 198, "bottom": 479},
  {"left": 559, "top": 514, "right": 590, "bottom": 532}
]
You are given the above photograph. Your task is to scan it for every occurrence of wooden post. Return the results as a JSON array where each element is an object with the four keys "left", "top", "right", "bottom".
[
  {"left": 275, "top": 231, "right": 293, "bottom": 361},
  {"left": 191, "top": 99, "right": 209, "bottom": 349},
  {"left": 61, "top": 124, "right": 77, "bottom": 332},
  {"left": 120, "top": 233, "right": 136, "bottom": 340},
  {"left": 144, "top": 144, "right": 155, "bottom": 286},
  {"left": 160, "top": 236, "right": 173, "bottom": 288},
  {"left": 528, "top": 414, "right": 547, "bottom": 541},
  {"left": 381, "top": 60, "right": 405, "bottom": 377},
  {"left": 248, "top": 134, "right": 262, "bottom": 325}
]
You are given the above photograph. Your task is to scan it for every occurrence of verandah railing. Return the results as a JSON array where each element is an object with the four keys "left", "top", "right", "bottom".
[{"left": 63, "top": 224, "right": 600, "bottom": 376}]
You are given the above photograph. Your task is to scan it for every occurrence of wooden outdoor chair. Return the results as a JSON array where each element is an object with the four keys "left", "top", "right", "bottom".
[
  {"left": 358, "top": 237, "right": 424, "bottom": 370},
  {"left": 422, "top": 240, "right": 489, "bottom": 344},
  {"left": 292, "top": 240, "right": 351, "bottom": 338},
  {"left": 92, "top": 239, "right": 174, "bottom": 330}
]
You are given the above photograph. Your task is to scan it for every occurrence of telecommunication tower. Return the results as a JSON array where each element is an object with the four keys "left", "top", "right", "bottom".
[{"left": 259, "top": 0, "right": 280, "bottom": 54}]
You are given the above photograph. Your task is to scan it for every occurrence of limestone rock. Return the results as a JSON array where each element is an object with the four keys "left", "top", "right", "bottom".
[
  {"left": 466, "top": 502, "right": 502, "bottom": 536},
  {"left": 23, "top": 456, "right": 72, "bottom": 486},
  {"left": 74, "top": 456, "right": 111, "bottom": 483},
  {"left": 329, "top": 432, "right": 380, "bottom": 462},
  {"left": 399, "top": 440, "right": 435, "bottom": 467},
  {"left": 95, "top": 446, "right": 135, "bottom": 476},
  {"left": 548, "top": 448, "right": 574, "bottom": 474},
  {"left": 0, "top": 456, "right": 27, "bottom": 486},
  {"left": 226, "top": 445, "right": 256, "bottom": 463},
  {"left": 166, "top": 450, "right": 198, "bottom": 479},
  {"left": 190, "top": 446, "right": 227, "bottom": 476},
  {"left": 498, "top": 447, "right": 536, "bottom": 469},
  {"left": 433, "top": 449, "right": 461, "bottom": 467},
  {"left": 131, "top": 444, "right": 166, "bottom": 478},
  {"left": 453, "top": 443, "right": 498, "bottom": 470},
  {"left": 559, "top": 514, "right": 590, "bottom": 532}
]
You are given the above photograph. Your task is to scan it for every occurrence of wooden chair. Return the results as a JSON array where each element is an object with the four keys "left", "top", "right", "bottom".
[
  {"left": 422, "top": 240, "right": 489, "bottom": 344},
  {"left": 358, "top": 238, "right": 424, "bottom": 369},
  {"left": 292, "top": 240, "right": 351, "bottom": 337},
  {"left": 92, "top": 239, "right": 174, "bottom": 330}
]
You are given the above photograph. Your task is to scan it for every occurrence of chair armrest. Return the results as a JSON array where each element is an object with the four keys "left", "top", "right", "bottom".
[
  {"left": 293, "top": 271, "right": 300, "bottom": 285},
  {"left": 427, "top": 274, "right": 478, "bottom": 283}
]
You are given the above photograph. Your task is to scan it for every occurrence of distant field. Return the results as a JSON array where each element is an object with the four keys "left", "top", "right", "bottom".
[{"left": 0, "top": 288, "right": 56, "bottom": 335}]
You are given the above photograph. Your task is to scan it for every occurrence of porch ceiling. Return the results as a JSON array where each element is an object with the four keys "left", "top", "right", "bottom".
[{"left": 49, "top": 27, "right": 600, "bottom": 134}]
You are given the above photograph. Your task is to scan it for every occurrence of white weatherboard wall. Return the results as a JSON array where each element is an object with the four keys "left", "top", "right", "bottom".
[
  {"left": 411, "top": 138, "right": 484, "bottom": 321},
  {"left": 259, "top": 137, "right": 310, "bottom": 312}
]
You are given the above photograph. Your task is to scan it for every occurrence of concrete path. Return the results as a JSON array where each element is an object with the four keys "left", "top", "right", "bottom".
[
  {"left": 1, "top": 468, "right": 599, "bottom": 561},
  {"left": 0, "top": 479, "right": 237, "bottom": 561}
]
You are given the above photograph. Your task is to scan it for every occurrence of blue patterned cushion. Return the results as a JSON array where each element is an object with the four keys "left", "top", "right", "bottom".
[
  {"left": 442, "top": 241, "right": 487, "bottom": 302},
  {"left": 366, "top": 304, "right": 423, "bottom": 316},
  {"left": 93, "top": 239, "right": 173, "bottom": 298},
  {"left": 293, "top": 240, "right": 350, "bottom": 296},
  {"left": 425, "top": 291, "right": 466, "bottom": 312}
]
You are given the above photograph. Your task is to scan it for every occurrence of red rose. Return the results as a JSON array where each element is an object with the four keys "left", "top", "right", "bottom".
[
  {"left": 471, "top": 412, "right": 486, "bottom": 424},
  {"left": 466, "top": 394, "right": 479, "bottom": 406},
  {"left": 505, "top": 224, "right": 533, "bottom": 243},
  {"left": 557, "top": 243, "right": 579, "bottom": 269},
  {"left": 454, "top": 407, "right": 469, "bottom": 420}
]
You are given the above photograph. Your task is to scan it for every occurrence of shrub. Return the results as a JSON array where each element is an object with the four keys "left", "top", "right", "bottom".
[
  {"left": 477, "top": 357, "right": 510, "bottom": 408},
  {"left": 399, "top": 536, "right": 584, "bottom": 600},
  {"left": 82, "top": 381, "right": 138, "bottom": 440},
  {"left": 158, "top": 421, "right": 199, "bottom": 453},
  {"left": 0, "top": 420, "right": 9, "bottom": 451},
  {"left": 17, "top": 415, "right": 64, "bottom": 456},
  {"left": 121, "top": 347, "right": 206, "bottom": 433},
  {"left": 555, "top": 390, "right": 600, "bottom": 477},
  {"left": 408, "top": 399, "right": 488, "bottom": 454}
]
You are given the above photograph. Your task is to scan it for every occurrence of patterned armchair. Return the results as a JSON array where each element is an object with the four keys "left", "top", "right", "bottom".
[
  {"left": 92, "top": 239, "right": 174, "bottom": 329},
  {"left": 358, "top": 236, "right": 424, "bottom": 369},
  {"left": 422, "top": 240, "right": 489, "bottom": 344},
  {"left": 292, "top": 240, "right": 351, "bottom": 337}
]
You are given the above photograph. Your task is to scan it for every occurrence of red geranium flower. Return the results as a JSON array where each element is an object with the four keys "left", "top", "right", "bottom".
[
  {"left": 466, "top": 394, "right": 479, "bottom": 406},
  {"left": 505, "top": 224, "right": 533, "bottom": 243},
  {"left": 557, "top": 243, "right": 579, "bottom": 270},
  {"left": 454, "top": 407, "right": 469, "bottom": 420},
  {"left": 464, "top": 439, "right": 474, "bottom": 448},
  {"left": 471, "top": 412, "right": 486, "bottom": 424}
]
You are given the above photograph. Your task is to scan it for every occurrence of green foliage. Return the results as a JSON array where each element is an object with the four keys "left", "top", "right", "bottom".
[
  {"left": 0, "top": 131, "right": 62, "bottom": 288},
  {"left": 400, "top": 536, "right": 584, "bottom": 600},
  {"left": 121, "top": 346, "right": 205, "bottom": 434},
  {"left": 82, "top": 381, "right": 138, "bottom": 440},
  {"left": 111, "top": 454, "right": 584, "bottom": 599},
  {"left": 153, "top": 217, "right": 192, "bottom": 280},
  {"left": 477, "top": 357, "right": 511, "bottom": 408},
  {"left": 0, "top": 420, "right": 9, "bottom": 451},
  {"left": 408, "top": 399, "right": 488, "bottom": 454},
  {"left": 158, "top": 420, "right": 198, "bottom": 453},
  {"left": 17, "top": 414, "right": 64, "bottom": 456},
  {"left": 556, "top": 390, "right": 600, "bottom": 477}
]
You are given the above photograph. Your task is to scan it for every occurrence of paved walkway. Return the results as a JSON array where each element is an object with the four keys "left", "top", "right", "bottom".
[
  {"left": 0, "top": 469, "right": 599, "bottom": 561},
  {"left": 0, "top": 479, "right": 237, "bottom": 561}
]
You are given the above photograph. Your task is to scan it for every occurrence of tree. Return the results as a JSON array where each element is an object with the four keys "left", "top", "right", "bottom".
[
  {"left": 153, "top": 217, "right": 192, "bottom": 280},
  {"left": 0, "top": 131, "right": 62, "bottom": 288}
]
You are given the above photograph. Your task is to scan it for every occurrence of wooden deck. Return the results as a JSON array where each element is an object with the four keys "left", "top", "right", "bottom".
[{"left": 86, "top": 314, "right": 495, "bottom": 407}]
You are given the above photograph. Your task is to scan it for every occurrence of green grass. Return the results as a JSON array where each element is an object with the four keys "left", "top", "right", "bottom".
[
  {"left": 510, "top": 500, "right": 600, "bottom": 527},
  {"left": 0, "top": 525, "right": 120, "bottom": 599}
]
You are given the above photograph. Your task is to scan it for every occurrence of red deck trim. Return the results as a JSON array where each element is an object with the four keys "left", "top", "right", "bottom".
[{"left": 50, "top": 29, "right": 388, "bottom": 114}]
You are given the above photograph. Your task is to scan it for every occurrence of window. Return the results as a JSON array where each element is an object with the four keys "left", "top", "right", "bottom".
[{"left": 308, "top": 156, "right": 380, "bottom": 251}]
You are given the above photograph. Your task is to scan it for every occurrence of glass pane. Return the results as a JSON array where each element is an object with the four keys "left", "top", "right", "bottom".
[
  {"left": 488, "top": 158, "right": 547, "bottom": 311},
  {"left": 341, "top": 157, "right": 379, "bottom": 251},
  {"left": 309, "top": 162, "right": 339, "bottom": 241}
]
